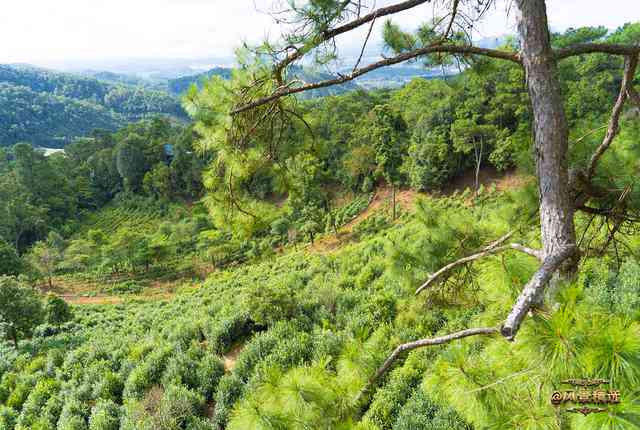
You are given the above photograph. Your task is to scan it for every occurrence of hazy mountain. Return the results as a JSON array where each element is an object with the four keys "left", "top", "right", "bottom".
[
  {"left": 0, "top": 64, "right": 187, "bottom": 148},
  {"left": 167, "top": 65, "right": 361, "bottom": 97}
]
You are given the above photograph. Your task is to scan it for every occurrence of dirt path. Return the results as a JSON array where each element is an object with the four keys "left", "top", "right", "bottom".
[
  {"left": 61, "top": 293, "right": 176, "bottom": 305},
  {"left": 223, "top": 343, "right": 245, "bottom": 372},
  {"left": 309, "top": 187, "right": 418, "bottom": 253},
  {"left": 62, "top": 295, "right": 124, "bottom": 305},
  {"left": 442, "top": 167, "right": 529, "bottom": 195},
  {"left": 310, "top": 169, "right": 529, "bottom": 253}
]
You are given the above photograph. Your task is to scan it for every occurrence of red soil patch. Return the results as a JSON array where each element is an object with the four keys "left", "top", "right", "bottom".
[
  {"left": 310, "top": 168, "right": 529, "bottom": 254},
  {"left": 62, "top": 295, "right": 124, "bottom": 305},
  {"left": 309, "top": 187, "right": 419, "bottom": 253},
  {"left": 441, "top": 167, "right": 530, "bottom": 195}
]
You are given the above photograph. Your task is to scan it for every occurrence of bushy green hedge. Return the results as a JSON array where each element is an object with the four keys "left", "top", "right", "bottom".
[{"left": 393, "top": 388, "right": 471, "bottom": 430}]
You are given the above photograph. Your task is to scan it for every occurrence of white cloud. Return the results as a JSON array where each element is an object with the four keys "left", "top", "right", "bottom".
[{"left": 0, "top": 0, "right": 638, "bottom": 68}]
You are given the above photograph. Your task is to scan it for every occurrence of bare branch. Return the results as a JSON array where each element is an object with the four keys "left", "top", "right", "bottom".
[
  {"left": 555, "top": 43, "right": 640, "bottom": 60},
  {"left": 352, "top": 11, "right": 377, "bottom": 72},
  {"left": 508, "top": 243, "right": 544, "bottom": 260},
  {"left": 415, "top": 232, "right": 543, "bottom": 295},
  {"left": 274, "top": 0, "right": 433, "bottom": 75},
  {"left": 500, "top": 245, "right": 578, "bottom": 340},
  {"left": 442, "top": 0, "right": 461, "bottom": 40},
  {"left": 356, "top": 327, "right": 500, "bottom": 402},
  {"left": 587, "top": 54, "right": 639, "bottom": 179},
  {"left": 359, "top": 245, "right": 575, "bottom": 401},
  {"left": 232, "top": 44, "right": 521, "bottom": 115},
  {"left": 627, "top": 86, "right": 640, "bottom": 108}
]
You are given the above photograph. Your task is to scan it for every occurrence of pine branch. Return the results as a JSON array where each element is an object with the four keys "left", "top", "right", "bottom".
[
  {"left": 415, "top": 232, "right": 543, "bottom": 295},
  {"left": 587, "top": 54, "right": 639, "bottom": 179},
  {"left": 555, "top": 43, "right": 640, "bottom": 60},
  {"left": 357, "top": 244, "right": 575, "bottom": 398},
  {"left": 232, "top": 44, "right": 521, "bottom": 115},
  {"left": 355, "top": 327, "right": 500, "bottom": 402},
  {"left": 500, "top": 245, "right": 578, "bottom": 339},
  {"left": 274, "top": 0, "right": 434, "bottom": 75}
]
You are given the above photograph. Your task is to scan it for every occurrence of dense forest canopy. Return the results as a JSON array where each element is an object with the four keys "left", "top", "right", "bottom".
[
  {"left": 0, "top": 65, "right": 187, "bottom": 148},
  {"left": 1, "top": 1, "right": 640, "bottom": 429}
]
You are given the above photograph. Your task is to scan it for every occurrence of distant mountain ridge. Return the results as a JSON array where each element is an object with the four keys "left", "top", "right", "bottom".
[
  {"left": 0, "top": 64, "right": 187, "bottom": 148},
  {"left": 0, "top": 54, "right": 462, "bottom": 148},
  {"left": 166, "top": 65, "right": 362, "bottom": 97}
]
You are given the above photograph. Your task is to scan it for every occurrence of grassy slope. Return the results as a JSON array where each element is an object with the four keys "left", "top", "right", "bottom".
[{"left": 2, "top": 175, "right": 638, "bottom": 429}]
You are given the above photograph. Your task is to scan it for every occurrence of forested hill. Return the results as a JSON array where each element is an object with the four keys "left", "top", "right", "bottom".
[
  {"left": 0, "top": 65, "right": 187, "bottom": 148},
  {"left": 167, "top": 65, "right": 361, "bottom": 96}
]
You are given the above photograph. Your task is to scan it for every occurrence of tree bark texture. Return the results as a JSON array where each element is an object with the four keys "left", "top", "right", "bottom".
[{"left": 515, "top": 0, "right": 576, "bottom": 262}]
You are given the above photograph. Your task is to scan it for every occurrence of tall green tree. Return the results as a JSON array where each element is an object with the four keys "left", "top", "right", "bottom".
[
  {"left": 0, "top": 276, "right": 44, "bottom": 348},
  {"left": 0, "top": 172, "right": 46, "bottom": 253},
  {"left": 451, "top": 119, "right": 497, "bottom": 194},
  {"left": 0, "top": 240, "right": 21, "bottom": 276},
  {"left": 43, "top": 293, "right": 73, "bottom": 326},
  {"left": 116, "top": 140, "right": 146, "bottom": 192},
  {"left": 350, "top": 104, "right": 407, "bottom": 219},
  {"left": 28, "top": 232, "right": 65, "bottom": 289}
]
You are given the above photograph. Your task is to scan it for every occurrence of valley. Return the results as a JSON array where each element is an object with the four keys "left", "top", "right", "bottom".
[{"left": 1, "top": 4, "right": 640, "bottom": 430}]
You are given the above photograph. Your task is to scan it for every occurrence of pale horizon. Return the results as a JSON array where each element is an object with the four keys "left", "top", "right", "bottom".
[{"left": 2, "top": 0, "right": 639, "bottom": 71}]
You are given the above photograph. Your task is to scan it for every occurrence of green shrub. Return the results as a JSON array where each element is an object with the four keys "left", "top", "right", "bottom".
[
  {"left": 354, "top": 258, "right": 386, "bottom": 289},
  {"left": 585, "top": 260, "right": 640, "bottom": 318},
  {"left": 232, "top": 322, "right": 312, "bottom": 383},
  {"left": 195, "top": 355, "right": 225, "bottom": 401},
  {"left": 57, "top": 396, "right": 90, "bottom": 430},
  {"left": 165, "top": 321, "right": 204, "bottom": 349},
  {"left": 0, "top": 372, "right": 17, "bottom": 404},
  {"left": 245, "top": 279, "right": 299, "bottom": 327},
  {"left": 347, "top": 292, "right": 397, "bottom": 338},
  {"left": 103, "top": 281, "right": 143, "bottom": 295},
  {"left": 0, "top": 405, "right": 18, "bottom": 430},
  {"left": 364, "top": 353, "right": 428, "bottom": 429},
  {"left": 123, "top": 348, "right": 171, "bottom": 400},
  {"left": 205, "top": 313, "right": 255, "bottom": 355},
  {"left": 125, "top": 384, "right": 205, "bottom": 430},
  {"left": 353, "top": 214, "right": 390, "bottom": 237},
  {"left": 212, "top": 374, "right": 244, "bottom": 430},
  {"left": 156, "top": 384, "right": 205, "bottom": 429},
  {"left": 16, "top": 378, "right": 59, "bottom": 428},
  {"left": 44, "top": 294, "right": 73, "bottom": 326},
  {"left": 38, "top": 395, "right": 64, "bottom": 430},
  {"left": 393, "top": 389, "right": 471, "bottom": 430},
  {"left": 88, "top": 400, "right": 120, "bottom": 430},
  {"left": 6, "top": 382, "right": 31, "bottom": 411},
  {"left": 92, "top": 370, "right": 124, "bottom": 403},
  {"left": 161, "top": 347, "right": 224, "bottom": 400}
]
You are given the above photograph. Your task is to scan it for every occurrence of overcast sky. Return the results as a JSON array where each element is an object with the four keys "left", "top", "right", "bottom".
[{"left": 1, "top": 0, "right": 638, "bottom": 68}]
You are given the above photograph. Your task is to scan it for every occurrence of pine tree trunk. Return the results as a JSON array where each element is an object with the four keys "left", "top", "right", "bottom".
[
  {"left": 392, "top": 185, "right": 397, "bottom": 220},
  {"left": 515, "top": 0, "right": 576, "bottom": 265},
  {"left": 474, "top": 138, "right": 483, "bottom": 195}
]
